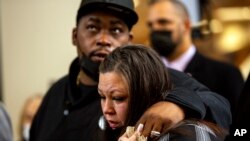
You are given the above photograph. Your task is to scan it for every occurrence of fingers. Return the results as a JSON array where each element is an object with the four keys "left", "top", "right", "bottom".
[
  {"left": 136, "top": 123, "right": 144, "bottom": 134},
  {"left": 144, "top": 117, "right": 164, "bottom": 138},
  {"left": 135, "top": 101, "right": 183, "bottom": 138},
  {"left": 129, "top": 133, "right": 138, "bottom": 140},
  {"left": 138, "top": 114, "right": 164, "bottom": 137},
  {"left": 136, "top": 114, "right": 150, "bottom": 136},
  {"left": 150, "top": 130, "right": 161, "bottom": 138},
  {"left": 151, "top": 120, "right": 162, "bottom": 133},
  {"left": 141, "top": 119, "right": 154, "bottom": 136},
  {"left": 118, "top": 132, "right": 138, "bottom": 141},
  {"left": 135, "top": 116, "right": 146, "bottom": 130}
]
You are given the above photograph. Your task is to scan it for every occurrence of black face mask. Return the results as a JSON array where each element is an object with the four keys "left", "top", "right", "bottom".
[
  {"left": 79, "top": 56, "right": 100, "bottom": 82},
  {"left": 150, "top": 30, "right": 178, "bottom": 57}
]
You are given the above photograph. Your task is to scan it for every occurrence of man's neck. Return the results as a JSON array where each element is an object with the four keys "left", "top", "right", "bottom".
[
  {"left": 166, "top": 37, "right": 192, "bottom": 62},
  {"left": 166, "top": 45, "right": 189, "bottom": 61},
  {"left": 161, "top": 45, "right": 196, "bottom": 72},
  {"left": 77, "top": 70, "right": 98, "bottom": 86}
]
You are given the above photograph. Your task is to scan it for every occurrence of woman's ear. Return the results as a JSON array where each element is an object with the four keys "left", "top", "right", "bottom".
[{"left": 72, "top": 27, "right": 78, "bottom": 46}]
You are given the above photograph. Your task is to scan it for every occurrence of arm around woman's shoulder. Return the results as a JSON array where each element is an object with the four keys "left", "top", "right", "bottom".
[{"left": 166, "top": 68, "right": 231, "bottom": 129}]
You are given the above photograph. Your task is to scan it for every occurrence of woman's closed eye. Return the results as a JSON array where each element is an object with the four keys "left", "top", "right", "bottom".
[{"left": 112, "top": 96, "right": 126, "bottom": 102}]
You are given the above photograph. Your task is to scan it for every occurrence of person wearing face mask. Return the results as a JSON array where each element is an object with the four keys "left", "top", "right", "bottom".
[
  {"left": 147, "top": 0, "right": 244, "bottom": 116},
  {"left": 19, "top": 94, "right": 43, "bottom": 141},
  {"left": 30, "top": 0, "right": 231, "bottom": 141}
]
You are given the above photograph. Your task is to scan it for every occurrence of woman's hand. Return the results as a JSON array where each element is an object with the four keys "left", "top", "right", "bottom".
[
  {"left": 118, "top": 132, "right": 138, "bottom": 141},
  {"left": 118, "top": 124, "right": 145, "bottom": 141}
]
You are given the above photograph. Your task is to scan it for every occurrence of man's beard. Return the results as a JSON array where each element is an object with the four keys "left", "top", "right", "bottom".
[{"left": 79, "top": 55, "right": 100, "bottom": 82}]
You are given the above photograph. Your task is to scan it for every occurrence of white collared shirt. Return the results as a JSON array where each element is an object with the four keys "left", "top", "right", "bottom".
[{"left": 161, "top": 45, "right": 196, "bottom": 72}]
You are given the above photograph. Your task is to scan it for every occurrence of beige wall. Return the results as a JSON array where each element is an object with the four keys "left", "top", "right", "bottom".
[{"left": 0, "top": 0, "right": 81, "bottom": 140}]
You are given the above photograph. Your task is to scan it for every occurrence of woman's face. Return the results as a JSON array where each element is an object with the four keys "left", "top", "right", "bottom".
[{"left": 98, "top": 72, "right": 129, "bottom": 129}]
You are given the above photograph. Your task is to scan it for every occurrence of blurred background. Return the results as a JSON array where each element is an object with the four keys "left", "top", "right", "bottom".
[
  {"left": 133, "top": 0, "right": 250, "bottom": 79},
  {"left": 0, "top": 0, "right": 249, "bottom": 140}
]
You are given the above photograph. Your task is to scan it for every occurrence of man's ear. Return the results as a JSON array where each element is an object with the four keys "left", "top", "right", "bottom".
[
  {"left": 72, "top": 27, "right": 78, "bottom": 46},
  {"left": 128, "top": 32, "right": 134, "bottom": 44},
  {"left": 184, "top": 18, "right": 192, "bottom": 33}
]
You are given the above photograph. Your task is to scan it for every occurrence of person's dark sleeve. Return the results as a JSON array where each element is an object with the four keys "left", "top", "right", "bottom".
[
  {"left": 216, "top": 64, "right": 244, "bottom": 115},
  {"left": 165, "top": 68, "right": 231, "bottom": 129},
  {"left": 227, "top": 72, "right": 250, "bottom": 141},
  {"left": 234, "top": 72, "right": 250, "bottom": 126},
  {"left": 0, "top": 102, "right": 13, "bottom": 141}
]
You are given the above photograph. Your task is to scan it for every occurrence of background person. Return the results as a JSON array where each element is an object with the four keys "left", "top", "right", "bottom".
[
  {"left": 0, "top": 102, "right": 13, "bottom": 141},
  {"left": 147, "top": 0, "right": 244, "bottom": 114},
  {"left": 19, "top": 94, "right": 43, "bottom": 141}
]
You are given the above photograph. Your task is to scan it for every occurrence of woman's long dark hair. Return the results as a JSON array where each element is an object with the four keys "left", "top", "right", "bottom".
[{"left": 99, "top": 44, "right": 172, "bottom": 136}]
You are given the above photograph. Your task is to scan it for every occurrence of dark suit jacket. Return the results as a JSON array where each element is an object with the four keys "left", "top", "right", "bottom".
[
  {"left": 227, "top": 72, "right": 250, "bottom": 141},
  {"left": 184, "top": 51, "right": 244, "bottom": 114},
  {"left": 234, "top": 72, "right": 250, "bottom": 126}
]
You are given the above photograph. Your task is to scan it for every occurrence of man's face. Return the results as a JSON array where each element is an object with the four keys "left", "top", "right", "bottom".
[
  {"left": 73, "top": 11, "right": 132, "bottom": 63},
  {"left": 98, "top": 72, "right": 129, "bottom": 129},
  {"left": 147, "top": 1, "right": 185, "bottom": 46}
]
